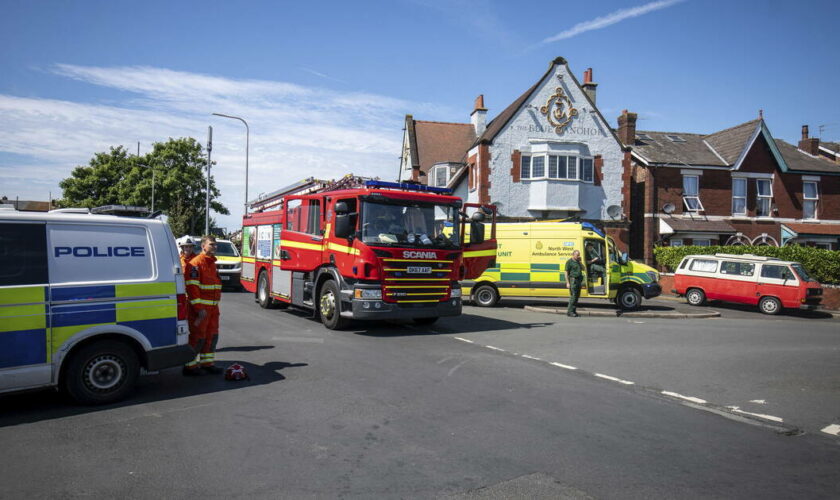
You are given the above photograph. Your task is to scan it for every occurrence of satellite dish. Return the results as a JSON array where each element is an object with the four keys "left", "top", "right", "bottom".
[
  {"left": 606, "top": 205, "right": 621, "bottom": 218},
  {"left": 662, "top": 203, "right": 676, "bottom": 214}
]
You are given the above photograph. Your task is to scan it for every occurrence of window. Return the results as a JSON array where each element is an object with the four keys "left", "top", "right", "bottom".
[
  {"left": 761, "top": 264, "right": 794, "bottom": 280},
  {"left": 521, "top": 155, "right": 531, "bottom": 180},
  {"left": 720, "top": 261, "right": 755, "bottom": 276},
  {"left": 0, "top": 223, "right": 48, "bottom": 286},
  {"left": 756, "top": 179, "right": 773, "bottom": 217},
  {"left": 682, "top": 175, "right": 703, "bottom": 211},
  {"left": 531, "top": 156, "right": 545, "bottom": 178},
  {"left": 581, "top": 158, "right": 593, "bottom": 183},
  {"left": 434, "top": 165, "right": 448, "bottom": 187},
  {"left": 670, "top": 238, "right": 684, "bottom": 247},
  {"left": 548, "top": 155, "right": 560, "bottom": 178},
  {"left": 285, "top": 199, "right": 321, "bottom": 235},
  {"left": 636, "top": 134, "right": 653, "bottom": 141},
  {"left": 803, "top": 181, "right": 819, "bottom": 219},
  {"left": 689, "top": 259, "right": 717, "bottom": 273},
  {"left": 567, "top": 156, "right": 577, "bottom": 180},
  {"left": 814, "top": 242, "right": 833, "bottom": 250},
  {"left": 666, "top": 135, "right": 686, "bottom": 142},
  {"left": 732, "top": 178, "right": 746, "bottom": 215},
  {"left": 693, "top": 239, "right": 711, "bottom": 246}
]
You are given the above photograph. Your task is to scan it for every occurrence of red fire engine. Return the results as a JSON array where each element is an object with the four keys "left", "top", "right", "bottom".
[{"left": 240, "top": 176, "right": 497, "bottom": 329}]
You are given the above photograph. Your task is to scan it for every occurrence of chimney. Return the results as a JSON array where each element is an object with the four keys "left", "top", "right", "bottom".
[
  {"left": 471, "top": 95, "right": 487, "bottom": 136},
  {"left": 582, "top": 68, "right": 598, "bottom": 104},
  {"left": 799, "top": 124, "right": 819, "bottom": 155},
  {"left": 617, "top": 109, "right": 638, "bottom": 147}
]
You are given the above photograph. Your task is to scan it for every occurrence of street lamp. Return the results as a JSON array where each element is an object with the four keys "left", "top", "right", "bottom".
[{"left": 211, "top": 113, "right": 250, "bottom": 215}]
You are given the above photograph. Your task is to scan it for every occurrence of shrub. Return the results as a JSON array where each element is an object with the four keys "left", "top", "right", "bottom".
[{"left": 653, "top": 245, "right": 840, "bottom": 284}]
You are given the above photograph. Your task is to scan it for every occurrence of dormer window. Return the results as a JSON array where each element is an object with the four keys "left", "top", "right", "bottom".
[
  {"left": 432, "top": 164, "right": 450, "bottom": 187},
  {"left": 636, "top": 133, "right": 653, "bottom": 141}
]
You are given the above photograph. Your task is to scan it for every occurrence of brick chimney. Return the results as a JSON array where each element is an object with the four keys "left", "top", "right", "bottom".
[
  {"left": 471, "top": 95, "right": 487, "bottom": 136},
  {"left": 617, "top": 110, "right": 638, "bottom": 147},
  {"left": 582, "top": 68, "right": 598, "bottom": 104},
  {"left": 799, "top": 125, "right": 819, "bottom": 155}
]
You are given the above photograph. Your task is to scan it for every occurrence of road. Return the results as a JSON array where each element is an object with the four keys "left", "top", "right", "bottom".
[{"left": 1, "top": 291, "right": 839, "bottom": 499}]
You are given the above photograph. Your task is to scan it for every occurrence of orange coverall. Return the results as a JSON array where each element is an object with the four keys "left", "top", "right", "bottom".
[{"left": 186, "top": 253, "right": 222, "bottom": 367}]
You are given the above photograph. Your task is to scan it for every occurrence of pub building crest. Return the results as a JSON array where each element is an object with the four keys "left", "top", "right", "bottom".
[{"left": 540, "top": 87, "right": 578, "bottom": 134}]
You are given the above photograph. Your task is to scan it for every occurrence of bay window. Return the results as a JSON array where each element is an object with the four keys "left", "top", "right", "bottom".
[{"left": 519, "top": 153, "right": 593, "bottom": 182}]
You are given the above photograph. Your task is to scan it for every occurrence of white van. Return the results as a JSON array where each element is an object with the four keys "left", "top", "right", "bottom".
[{"left": 0, "top": 209, "right": 194, "bottom": 404}]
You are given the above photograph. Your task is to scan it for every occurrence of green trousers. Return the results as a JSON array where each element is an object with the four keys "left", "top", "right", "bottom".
[{"left": 567, "top": 278, "right": 582, "bottom": 314}]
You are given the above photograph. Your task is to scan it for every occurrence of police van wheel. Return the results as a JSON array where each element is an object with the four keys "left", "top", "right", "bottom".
[
  {"left": 63, "top": 340, "right": 139, "bottom": 405},
  {"left": 617, "top": 287, "right": 642, "bottom": 311},
  {"left": 257, "top": 271, "right": 277, "bottom": 309},
  {"left": 319, "top": 280, "right": 349, "bottom": 330},
  {"left": 472, "top": 285, "right": 499, "bottom": 308}
]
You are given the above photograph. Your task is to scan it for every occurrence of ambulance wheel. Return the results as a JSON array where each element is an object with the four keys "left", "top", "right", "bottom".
[
  {"left": 413, "top": 317, "right": 439, "bottom": 325},
  {"left": 63, "top": 340, "right": 139, "bottom": 405},
  {"left": 617, "top": 287, "right": 642, "bottom": 311},
  {"left": 759, "top": 296, "right": 782, "bottom": 315},
  {"left": 319, "top": 280, "right": 349, "bottom": 330},
  {"left": 257, "top": 271, "right": 277, "bottom": 309},
  {"left": 472, "top": 284, "right": 499, "bottom": 307},
  {"left": 686, "top": 288, "right": 706, "bottom": 306}
]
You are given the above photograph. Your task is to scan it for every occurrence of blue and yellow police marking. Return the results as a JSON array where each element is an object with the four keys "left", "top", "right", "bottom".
[{"left": 0, "top": 286, "right": 49, "bottom": 369}]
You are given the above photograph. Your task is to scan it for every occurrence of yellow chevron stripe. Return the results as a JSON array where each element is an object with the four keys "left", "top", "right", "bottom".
[{"left": 463, "top": 249, "right": 496, "bottom": 258}]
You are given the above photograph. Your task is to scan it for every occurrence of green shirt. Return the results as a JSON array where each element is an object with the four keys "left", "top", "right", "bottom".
[{"left": 565, "top": 258, "right": 583, "bottom": 279}]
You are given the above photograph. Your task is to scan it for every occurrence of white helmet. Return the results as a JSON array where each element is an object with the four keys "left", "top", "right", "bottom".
[{"left": 177, "top": 236, "right": 197, "bottom": 247}]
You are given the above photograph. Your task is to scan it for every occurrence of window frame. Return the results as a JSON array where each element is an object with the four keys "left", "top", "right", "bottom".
[
  {"left": 756, "top": 178, "right": 773, "bottom": 217},
  {"left": 693, "top": 239, "right": 712, "bottom": 247},
  {"left": 520, "top": 155, "right": 532, "bottom": 180},
  {"left": 433, "top": 165, "right": 449, "bottom": 188},
  {"left": 670, "top": 238, "right": 684, "bottom": 247},
  {"left": 689, "top": 258, "right": 718, "bottom": 273},
  {"left": 732, "top": 177, "right": 747, "bottom": 216},
  {"left": 520, "top": 153, "right": 593, "bottom": 182},
  {"left": 803, "top": 180, "right": 819, "bottom": 220},
  {"left": 682, "top": 174, "right": 704, "bottom": 212}
]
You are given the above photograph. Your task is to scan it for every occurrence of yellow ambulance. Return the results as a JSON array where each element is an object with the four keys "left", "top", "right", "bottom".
[{"left": 462, "top": 222, "right": 661, "bottom": 310}]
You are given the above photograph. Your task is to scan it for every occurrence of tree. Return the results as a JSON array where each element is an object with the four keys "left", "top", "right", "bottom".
[{"left": 59, "top": 138, "right": 228, "bottom": 236}]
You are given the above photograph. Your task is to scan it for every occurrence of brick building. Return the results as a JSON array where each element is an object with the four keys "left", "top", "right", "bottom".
[
  {"left": 399, "top": 57, "right": 632, "bottom": 251},
  {"left": 621, "top": 113, "right": 840, "bottom": 264}
]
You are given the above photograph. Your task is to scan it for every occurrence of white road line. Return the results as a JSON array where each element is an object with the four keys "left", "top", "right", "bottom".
[
  {"left": 485, "top": 345, "right": 506, "bottom": 352},
  {"left": 521, "top": 354, "right": 541, "bottom": 361},
  {"left": 726, "top": 406, "right": 784, "bottom": 423},
  {"left": 821, "top": 424, "right": 840, "bottom": 436},
  {"left": 454, "top": 337, "right": 474, "bottom": 343},
  {"left": 662, "top": 391, "right": 708, "bottom": 404},
  {"left": 550, "top": 362, "right": 578, "bottom": 370},
  {"left": 749, "top": 399, "right": 767, "bottom": 404},
  {"left": 594, "top": 373, "right": 635, "bottom": 385}
]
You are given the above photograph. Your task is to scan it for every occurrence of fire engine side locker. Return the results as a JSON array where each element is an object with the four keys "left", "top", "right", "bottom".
[{"left": 271, "top": 224, "right": 292, "bottom": 299}]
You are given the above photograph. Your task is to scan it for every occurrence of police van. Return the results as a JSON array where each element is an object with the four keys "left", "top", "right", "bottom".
[
  {"left": 0, "top": 208, "right": 194, "bottom": 404},
  {"left": 463, "top": 221, "right": 661, "bottom": 310}
]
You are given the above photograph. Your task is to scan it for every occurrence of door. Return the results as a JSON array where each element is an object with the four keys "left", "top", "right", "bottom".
[
  {"left": 583, "top": 238, "right": 608, "bottom": 297},
  {"left": 461, "top": 203, "right": 497, "bottom": 279},
  {"left": 757, "top": 264, "right": 799, "bottom": 308},
  {"left": 718, "top": 260, "right": 757, "bottom": 304},
  {"left": 280, "top": 196, "right": 325, "bottom": 273},
  {"left": 0, "top": 222, "right": 51, "bottom": 391}
]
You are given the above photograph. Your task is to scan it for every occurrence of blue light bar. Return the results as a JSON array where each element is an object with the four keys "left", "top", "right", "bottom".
[
  {"left": 580, "top": 222, "right": 605, "bottom": 237},
  {"left": 364, "top": 180, "right": 452, "bottom": 195}
]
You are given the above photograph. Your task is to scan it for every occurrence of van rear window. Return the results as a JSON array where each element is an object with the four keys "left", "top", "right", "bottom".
[
  {"left": 689, "top": 259, "right": 718, "bottom": 273},
  {"left": 0, "top": 223, "right": 48, "bottom": 286}
]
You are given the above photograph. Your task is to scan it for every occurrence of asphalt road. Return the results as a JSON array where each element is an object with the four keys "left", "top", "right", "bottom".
[{"left": 1, "top": 291, "right": 839, "bottom": 499}]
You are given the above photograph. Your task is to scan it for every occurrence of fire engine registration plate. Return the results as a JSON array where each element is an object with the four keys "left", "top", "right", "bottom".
[
  {"left": 220, "top": 275, "right": 230, "bottom": 281},
  {"left": 407, "top": 266, "right": 432, "bottom": 274}
]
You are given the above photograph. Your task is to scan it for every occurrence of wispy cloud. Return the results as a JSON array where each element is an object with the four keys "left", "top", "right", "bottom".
[
  {"left": 540, "top": 0, "right": 685, "bottom": 44},
  {"left": 0, "top": 65, "right": 452, "bottom": 229}
]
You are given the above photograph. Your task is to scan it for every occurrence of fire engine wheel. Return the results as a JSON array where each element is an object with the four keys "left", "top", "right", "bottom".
[
  {"left": 472, "top": 284, "right": 499, "bottom": 307},
  {"left": 685, "top": 288, "right": 706, "bottom": 306},
  {"left": 257, "top": 271, "right": 276, "bottom": 309},
  {"left": 617, "top": 287, "right": 642, "bottom": 311},
  {"left": 63, "top": 340, "right": 139, "bottom": 405},
  {"left": 759, "top": 296, "right": 782, "bottom": 315},
  {"left": 319, "top": 280, "right": 349, "bottom": 330}
]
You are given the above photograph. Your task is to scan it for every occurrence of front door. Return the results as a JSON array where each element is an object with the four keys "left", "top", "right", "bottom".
[{"left": 583, "top": 238, "right": 608, "bottom": 297}]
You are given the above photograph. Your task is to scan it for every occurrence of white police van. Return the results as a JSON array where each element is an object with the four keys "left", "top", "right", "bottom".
[{"left": 0, "top": 208, "right": 194, "bottom": 404}]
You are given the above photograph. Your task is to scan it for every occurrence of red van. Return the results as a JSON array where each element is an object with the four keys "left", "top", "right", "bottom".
[{"left": 673, "top": 253, "right": 823, "bottom": 314}]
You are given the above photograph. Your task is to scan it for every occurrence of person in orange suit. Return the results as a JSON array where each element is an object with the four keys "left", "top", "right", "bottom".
[
  {"left": 186, "top": 235, "right": 223, "bottom": 374},
  {"left": 178, "top": 236, "right": 206, "bottom": 376}
]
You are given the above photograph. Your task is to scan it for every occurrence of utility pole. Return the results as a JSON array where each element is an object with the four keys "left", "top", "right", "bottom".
[{"left": 206, "top": 126, "right": 212, "bottom": 235}]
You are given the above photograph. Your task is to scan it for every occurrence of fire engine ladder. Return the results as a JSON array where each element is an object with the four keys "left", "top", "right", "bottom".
[{"left": 249, "top": 174, "right": 378, "bottom": 212}]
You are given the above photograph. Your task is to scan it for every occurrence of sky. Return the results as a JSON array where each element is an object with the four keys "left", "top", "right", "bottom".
[{"left": 1, "top": 0, "right": 839, "bottom": 232}]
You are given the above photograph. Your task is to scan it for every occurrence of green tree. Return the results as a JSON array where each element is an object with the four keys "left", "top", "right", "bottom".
[{"left": 59, "top": 138, "right": 228, "bottom": 236}]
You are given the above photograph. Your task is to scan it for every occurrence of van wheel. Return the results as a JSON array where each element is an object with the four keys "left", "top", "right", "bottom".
[
  {"left": 63, "top": 340, "right": 139, "bottom": 405},
  {"left": 472, "top": 285, "right": 499, "bottom": 307},
  {"left": 759, "top": 296, "right": 782, "bottom": 315},
  {"left": 319, "top": 280, "right": 350, "bottom": 330},
  {"left": 257, "top": 271, "right": 276, "bottom": 309},
  {"left": 617, "top": 287, "right": 642, "bottom": 310},
  {"left": 686, "top": 288, "right": 706, "bottom": 306}
]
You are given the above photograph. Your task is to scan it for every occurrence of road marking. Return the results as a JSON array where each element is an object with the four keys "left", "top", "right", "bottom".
[
  {"left": 749, "top": 399, "right": 767, "bottom": 404},
  {"left": 550, "top": 362, "right": 577, "bottom": 370},
  {"left": 485, "top": 345, "right": 506, "bottom": 352},
  {"left": 521, "top": 354, "right": 541, "bottom": 361},
  {"left": 454, "top": 337, "right": 474, "bottom": 343},
  {"left": 447, "top": 360, "right": 468, "bottom": 377},
  {"left": 662, "top": 391, "right": 707, "bottom": 404},
  {"left": 821, "top": 424, "right": 840, "bottom": 436},
  {"left": 726, "top": 406, "right": 784, "bottom": 423},
  {"left": 594, "top": 373, "right": 635, "bottom": 385}
]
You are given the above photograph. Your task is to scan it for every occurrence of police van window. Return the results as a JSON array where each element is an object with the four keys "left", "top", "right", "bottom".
[
  {"left": 0, "top": 223, "right": 48, "bottom": 286},
  {"left": 48, "top": 224, "right": 154, "bottom": 284},
  {"left": 689, "top": 259, "right": 717, "bottom": 273}
]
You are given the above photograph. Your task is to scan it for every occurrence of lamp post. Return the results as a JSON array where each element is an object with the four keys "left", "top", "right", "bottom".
[{"left": 211, "top": 113, "right": 249, "bottom": 215}]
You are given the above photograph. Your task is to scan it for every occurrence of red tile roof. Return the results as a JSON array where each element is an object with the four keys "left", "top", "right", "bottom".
[
  {"left": 413, "top": 120, "right": 475, "bottom": 174},
  {"left": 783, "top": 223, "right": 840, "bottom": 236}
]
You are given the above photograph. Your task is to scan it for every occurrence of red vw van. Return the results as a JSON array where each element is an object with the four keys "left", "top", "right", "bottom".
[{"left": 673, "top": 254, "right": 823, "bottom": 314}]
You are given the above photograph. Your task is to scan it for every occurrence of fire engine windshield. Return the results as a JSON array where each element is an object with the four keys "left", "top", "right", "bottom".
[{"left": 361, "top": 199, "right": 460, "bottom": 248}]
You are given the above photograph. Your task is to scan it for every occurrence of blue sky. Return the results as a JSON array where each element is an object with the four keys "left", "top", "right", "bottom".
[{"left": 2, "top": 0, "right": 838, "bottom": 231}]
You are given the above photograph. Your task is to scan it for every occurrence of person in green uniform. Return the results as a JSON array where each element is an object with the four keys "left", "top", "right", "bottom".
[
  {"left": 565, "top": 249, "right": 584, "bottom": 317},
  {"left": 585, "top": 242, "right": 605, "bottom": 282}
]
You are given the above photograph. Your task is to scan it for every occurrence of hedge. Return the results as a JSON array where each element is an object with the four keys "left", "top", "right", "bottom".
[{"left": 653, "top": 245, "right": 840, "bottom": 285}]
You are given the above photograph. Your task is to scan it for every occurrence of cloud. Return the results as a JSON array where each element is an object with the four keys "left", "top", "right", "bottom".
[
  {"left": 540, "top": 0, "right": 685, "bottom": 44},
  {"left": 0, "top": 65, "right": 452, "bottom": 230}
]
